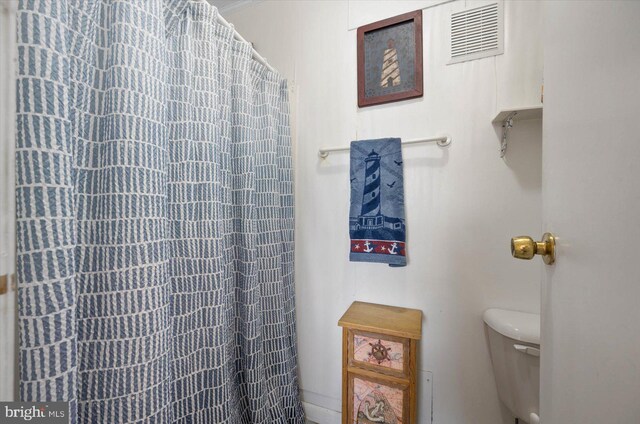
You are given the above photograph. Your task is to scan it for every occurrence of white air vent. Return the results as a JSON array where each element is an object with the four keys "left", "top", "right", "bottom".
[{"left": 449, "top": 2, "right": 503, "bottom": 64}]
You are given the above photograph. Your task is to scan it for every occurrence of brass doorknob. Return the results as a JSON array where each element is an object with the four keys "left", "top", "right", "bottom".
[{"left": 511, "top": 233, "right": 556, "bottom": 265}]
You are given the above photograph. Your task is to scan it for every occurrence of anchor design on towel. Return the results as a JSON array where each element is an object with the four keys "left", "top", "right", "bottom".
[
  {"left": 388, "top": 243, "right": 398, "bottom": 255},
  {"left": 363, "top": 241, "right": 375, "bottom": 253}
]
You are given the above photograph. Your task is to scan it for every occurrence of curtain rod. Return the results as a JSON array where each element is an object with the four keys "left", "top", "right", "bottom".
[
  {"left": 3, "top": 2, "right": 276, "bottom": 73},
  {"left": 318, "top": 136, "right": 452, "bottom": 159},
  {"left": 3, "top": 2, "right": 276, "bottom": 72},
  {"left": 215, "top": 13, "right": 277, "bottom": 74}
]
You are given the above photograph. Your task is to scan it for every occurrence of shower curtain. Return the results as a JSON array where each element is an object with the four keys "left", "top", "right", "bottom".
[{"left": 15, "top": 0, "right": 304, "bottom": 423}]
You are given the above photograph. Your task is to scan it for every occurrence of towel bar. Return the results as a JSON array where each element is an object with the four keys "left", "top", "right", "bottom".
[{"left": 318, "top": 136, "right": 451, "bottom": 159}]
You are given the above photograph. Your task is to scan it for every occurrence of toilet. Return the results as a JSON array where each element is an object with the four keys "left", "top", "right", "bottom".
[{"left": 484, "top": 308, "right": 540, "bottom": 424}]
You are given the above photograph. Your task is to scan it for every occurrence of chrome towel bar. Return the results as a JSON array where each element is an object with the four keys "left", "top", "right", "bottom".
[{"left": 318, "top": 136, "right": 451, "bottom": 159}]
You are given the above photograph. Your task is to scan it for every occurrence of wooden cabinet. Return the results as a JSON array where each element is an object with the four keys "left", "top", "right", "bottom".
[{"left": 338, "top": 302, "right": 422, "bottom": 424}]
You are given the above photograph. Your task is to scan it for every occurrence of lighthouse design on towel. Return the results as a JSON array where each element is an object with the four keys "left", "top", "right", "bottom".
[
  {"left": 361, "top": 151, "right": 382, "bottom": 217},
  {"left": 349, "top": 138, "right": 406, "bottom": 266}
]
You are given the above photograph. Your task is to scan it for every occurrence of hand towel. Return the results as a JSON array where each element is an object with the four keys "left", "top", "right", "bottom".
[{"left": 349, "top": 138, "right": 406, "bottom": 267}]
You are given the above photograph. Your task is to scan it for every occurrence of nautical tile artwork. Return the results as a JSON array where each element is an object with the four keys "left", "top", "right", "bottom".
[
  {"left": 353, "top": 377, "right": 403, "bottom": 424},
  {"left": 364, "top": 20, "right": 416, "bottom": 98},
  {"left": 353, "top": 334, "right": 404, "bottom": 371}
]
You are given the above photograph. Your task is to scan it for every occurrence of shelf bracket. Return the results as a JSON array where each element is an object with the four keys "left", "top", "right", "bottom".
[{"left": 500, "top": 111, "right": 518, "bottom": 158}]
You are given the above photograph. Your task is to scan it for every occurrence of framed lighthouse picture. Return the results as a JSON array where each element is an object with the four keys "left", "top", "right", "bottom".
[{"left": 357, "top": 10, "right": 423, "bottom": 107}]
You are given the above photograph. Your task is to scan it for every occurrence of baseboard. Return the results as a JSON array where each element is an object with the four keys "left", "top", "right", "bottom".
[{"left": 303, "top": 401, "right": 341, "bottom": 424}]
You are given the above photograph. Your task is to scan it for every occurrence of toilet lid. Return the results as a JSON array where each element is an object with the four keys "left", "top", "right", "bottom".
[{"left": 483, "top": 308, "right": 540, "bottom": 345}]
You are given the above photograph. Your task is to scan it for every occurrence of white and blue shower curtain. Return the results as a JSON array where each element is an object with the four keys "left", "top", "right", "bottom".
[{"left": 15, "top": 0, "right": 304, "bottom": 422}]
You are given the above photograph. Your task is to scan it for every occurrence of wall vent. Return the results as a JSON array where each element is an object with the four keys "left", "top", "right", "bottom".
[{"left": 449, "top": 2, "right": 503, "bottom": 64}]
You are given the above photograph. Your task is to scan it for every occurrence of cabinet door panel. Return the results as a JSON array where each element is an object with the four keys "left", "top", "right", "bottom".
[
  {"left": 349, "top": 329, "right": 409, "bottom": 378},
  {"left": 348, "top": 373, "right": 409, "bottom": 424}
]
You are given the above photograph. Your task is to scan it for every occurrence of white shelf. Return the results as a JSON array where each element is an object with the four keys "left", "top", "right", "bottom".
[
  {"left": 492, "top": 105, "right": 543, "bottom": 124},
  {"left": 492, "top": 105, "right": 543, "bottom": 157}
]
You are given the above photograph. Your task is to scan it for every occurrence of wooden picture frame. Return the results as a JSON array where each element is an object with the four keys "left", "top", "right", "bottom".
[{"left": 357, "top": 10, "right": 423, "bottom": 107}]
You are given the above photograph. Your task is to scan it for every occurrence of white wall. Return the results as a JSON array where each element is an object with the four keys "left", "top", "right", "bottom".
[
  {"left": 541, "top": 2, "right": 640, "bottom": 422},
  {"left": 224, "top": 1, "right": 543, "bottom": 423},
  {"left": 0, "top": 0, "right": 18, "bottom": 402}
]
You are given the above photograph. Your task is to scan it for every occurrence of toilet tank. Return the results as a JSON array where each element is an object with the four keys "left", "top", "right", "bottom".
[{"left": 484, "top": 309, "right": 540, "bottom": 423}]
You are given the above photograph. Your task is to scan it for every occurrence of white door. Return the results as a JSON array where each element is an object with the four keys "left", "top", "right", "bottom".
[{"left": 540, "top": 2, "right": 640, "bottom": 422}]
